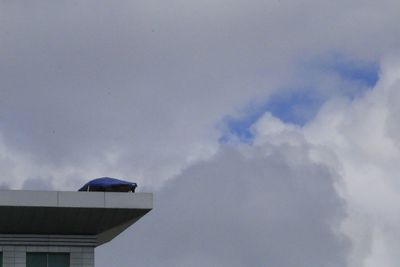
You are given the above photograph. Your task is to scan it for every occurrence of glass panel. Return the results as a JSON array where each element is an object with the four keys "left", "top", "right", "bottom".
[
  {"left": 27, "top": 253, "right": 70, "bottom": 267},
  {"left": 27, "top": 253, "right": 47, "bottom": 267},
  {"left": 0, "top": 252, "right": 2, "bottom": 267},
  {"left": 48, "top": 253, "right": 70, "bottom": 267}
]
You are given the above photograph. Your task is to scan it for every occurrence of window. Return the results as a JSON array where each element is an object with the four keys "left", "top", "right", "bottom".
[
  {"left": 27, "top": 253, "right": 69, "bottom": 267},
  {"left": 0, "top": 252, "right": 2, "bottom": 267}
]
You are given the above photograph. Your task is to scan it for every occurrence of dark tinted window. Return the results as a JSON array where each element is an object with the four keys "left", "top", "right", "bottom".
[{"left": 27, "top": 253, "right": 69, "bottom": 267}]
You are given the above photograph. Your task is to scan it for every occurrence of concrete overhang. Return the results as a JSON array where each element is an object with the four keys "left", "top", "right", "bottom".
[{"left": 0, "top": 190, "right": 152, "bottom": 246}]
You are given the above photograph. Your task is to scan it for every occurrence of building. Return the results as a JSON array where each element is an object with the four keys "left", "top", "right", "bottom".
[{"left": 0, "top": 190, "right": 153, "bottom": 267}]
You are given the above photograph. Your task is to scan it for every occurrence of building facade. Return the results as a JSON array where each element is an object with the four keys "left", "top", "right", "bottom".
[{"left": 0, "top": 190, "right": 153, "bottom": 267}]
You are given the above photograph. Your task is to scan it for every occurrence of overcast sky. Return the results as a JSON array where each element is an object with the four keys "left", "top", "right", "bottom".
[{"left": 1, "top": 1, "right": 400, "bottom": 266}]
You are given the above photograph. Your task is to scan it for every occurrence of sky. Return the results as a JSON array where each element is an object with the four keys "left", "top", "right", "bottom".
[{"left": 1, "top": 0, "right": 400, "bottom": 266}]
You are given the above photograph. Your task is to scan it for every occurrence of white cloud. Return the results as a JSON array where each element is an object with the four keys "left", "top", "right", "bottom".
[
  {"left": 97, "top": 142, "right": 348, "bottom": 267},
  {"left": 253, "top": 58, "right": 400, "bottom": 267}
]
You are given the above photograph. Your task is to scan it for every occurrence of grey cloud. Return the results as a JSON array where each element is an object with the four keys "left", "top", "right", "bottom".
[
  {"left": 22, "top": 176, "right": 54, "bottom": 191},
  {"left": 1, "top": 1, "right": 399, "bottom": 188},
  {"left": 0, "top": 183, "right": 10, "bottom": 190},
  {"left": 0, "top": 0, "right": 279, "bottom": 186},
  {"left": 96, "top": 144, "right": 349, "bottom": 267}
]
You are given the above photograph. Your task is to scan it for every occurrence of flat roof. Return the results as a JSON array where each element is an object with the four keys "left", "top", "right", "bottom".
[{"left": 0, "top": 190, "right": 152, "bottom": 246}]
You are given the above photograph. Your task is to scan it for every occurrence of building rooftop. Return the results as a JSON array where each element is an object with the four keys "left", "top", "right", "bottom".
[{"left": 0, "top": 190, "right": 153, "bottom": 246}]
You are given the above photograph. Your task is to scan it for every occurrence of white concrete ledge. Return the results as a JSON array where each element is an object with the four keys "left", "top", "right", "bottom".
[
  {"left": 0, "top": 190, "right": 153, "bottom": 245},
  {"left": 0, "top": 190, "right": 152, "bottom": 210}
]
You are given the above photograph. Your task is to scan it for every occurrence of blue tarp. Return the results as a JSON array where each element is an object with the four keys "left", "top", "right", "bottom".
[{"left": 79, "top": 177, "right": 137, "bottom": 192}]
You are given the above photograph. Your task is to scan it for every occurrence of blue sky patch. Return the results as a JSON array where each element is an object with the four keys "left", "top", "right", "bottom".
[
  {"left": 318, "top": 53, "right": 379, "bottom": 92},
  {"left": 219, "top": 89, "right": 323, "bottom": 144},
  {"left": 219, "top": 108, "right": 262, "bottom": 144},
  {"left": 264, "top": 90, "right": 323, "bottom": 125},
  {"left": 219, "top": 55, "right": 379, "bottom": 144},
  {"left": 333, "top": 60, "right": 379, "bottom": 88}
]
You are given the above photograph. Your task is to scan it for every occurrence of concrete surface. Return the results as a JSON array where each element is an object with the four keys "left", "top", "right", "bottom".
[{"left": 0, "top": 191, "right": 153, "bottom": 246}]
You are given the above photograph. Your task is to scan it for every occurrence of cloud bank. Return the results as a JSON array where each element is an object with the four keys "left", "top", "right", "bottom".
[
  {"left": 97, "top": 141, "right": 349, "bottom": 267},
  {"left": 1, "top": 1, "right": 400, "bottom": 267},
  {"left": 99, "top": 59, "right": 400, "bottom": 266},
  {"left": 0, "top": 0, "right": 397, "bottom": 189}
]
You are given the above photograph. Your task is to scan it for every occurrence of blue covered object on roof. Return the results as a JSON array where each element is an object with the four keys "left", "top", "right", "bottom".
[{"left": 79, "top": 177, "right": 137, "bottom": 192}]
